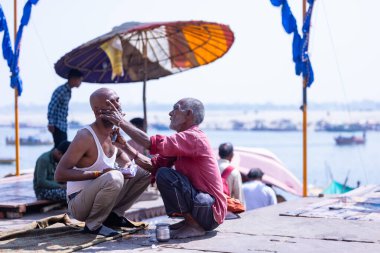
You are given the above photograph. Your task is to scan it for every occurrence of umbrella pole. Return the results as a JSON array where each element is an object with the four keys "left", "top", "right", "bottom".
[
  {"left": 142, "top": 35, "right": 148, "bottom": 131},
  {"left": 302, "top": 0, "right": 307, "bottom": 197},
  {"left": 143, "top": 77, "right": 147, "bottom": 131},
  {"left": 14, "top": 0, "right": 20, "bottom": 176}
]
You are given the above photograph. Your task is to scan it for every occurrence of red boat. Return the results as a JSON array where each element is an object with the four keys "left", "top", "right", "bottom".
[{"left": 334, "top": 132, "right": 366, "bottom": 145}]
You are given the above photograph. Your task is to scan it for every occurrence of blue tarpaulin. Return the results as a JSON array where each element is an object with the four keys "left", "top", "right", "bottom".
[
  {"left": 0, "top": 0, "right": 39, "bottom": 96},
  {"left": 270, "top": 0, "right": 315, "bottom": 87},
  {"left": 323, "top": 180, "right": 355, "bottom": 195}
]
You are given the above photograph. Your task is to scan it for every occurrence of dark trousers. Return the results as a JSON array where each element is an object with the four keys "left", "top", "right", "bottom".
[
  {"left": 35, "top": 188, "right": 66, "bottom": 202},
  {"left": 156, "top": 167, "right": 219, "bottom": 231},
  {"left": 52, "top": 127, "right": 67, "bottom": 148}
]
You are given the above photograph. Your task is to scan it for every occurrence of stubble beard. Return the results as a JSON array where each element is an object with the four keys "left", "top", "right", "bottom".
[
  {"left": 169, "top": 119, "right": 184, "bottom": 132},
  {"left": 169, "top": 119, "right": 177, "bottom": 131},
  {"left": 101, "top": 118, "right": 114, "bottom": 129}
]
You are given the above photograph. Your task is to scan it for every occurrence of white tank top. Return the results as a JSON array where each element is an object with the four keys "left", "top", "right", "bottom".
[{"left": 67, "top": 125, "right": 117, "bottom": 195}]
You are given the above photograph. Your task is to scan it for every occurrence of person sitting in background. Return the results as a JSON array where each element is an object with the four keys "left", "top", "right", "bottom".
[
  {"left": 217, "top": 142, "right": 244, "bottom": 203},
  {"left": 33, "top": 141, "right": 71, "bottom": 202},
  {"left": 127, "top": 117, "right": 149, "bottom": 156},
  {"left": 242, "top": 168, "right": 277, "bottom": 210}
]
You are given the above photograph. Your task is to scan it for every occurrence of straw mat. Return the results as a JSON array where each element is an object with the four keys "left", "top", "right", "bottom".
[{"left": 0, "top": 213, "right": 147, "bottom": 252}]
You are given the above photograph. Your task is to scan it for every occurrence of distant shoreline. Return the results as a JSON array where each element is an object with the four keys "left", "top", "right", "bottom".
[
  {"left": 2, "top": 100, "right": 380, "bottom": 112},
  {"left": 1, "top": 109, "right": 379, "bottom": 132}
]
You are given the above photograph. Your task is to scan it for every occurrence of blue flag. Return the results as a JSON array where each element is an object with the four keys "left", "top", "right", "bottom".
[
  {"left": 270, "top": 0, "right": 315, "bottom": 87},
  {"left": 0, "top": 0, "right": 39, "bottom": 96}
]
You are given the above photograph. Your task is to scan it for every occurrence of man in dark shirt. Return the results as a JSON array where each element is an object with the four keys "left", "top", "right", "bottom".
[
  {"left": 47, "top": 69, "right": 83, "bottom": 148},
  {"left": 33, "top": 141, "right": 71, "bottom": 201}
]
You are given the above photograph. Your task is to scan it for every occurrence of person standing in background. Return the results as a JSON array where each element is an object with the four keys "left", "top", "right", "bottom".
[{"left": 47, "top": 69, "right": 83, "bottom": 148}]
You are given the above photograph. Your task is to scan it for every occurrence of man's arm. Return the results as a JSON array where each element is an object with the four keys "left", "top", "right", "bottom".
[
  {"left": 118, "top": 120, "right": 151, "bottom": 150},
  {"left": 115, "top": 149, "right": 131, "bottom": 169},
  {"left": 55, "top": 129, "right": 101, "bottom": 182},
  {"left": 116, "top": 141, "right": 177, "bottom": 175},
  {"left": 98, "top": 100, "right": 151, "bottom": 149},
  {"left": 115, "top": 142, "right": 154, "bottom": 173}
]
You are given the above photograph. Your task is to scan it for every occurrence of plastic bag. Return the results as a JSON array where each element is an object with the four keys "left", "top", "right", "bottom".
[{"left": 120, "top": 159, "right": 138, "bottom": 177}]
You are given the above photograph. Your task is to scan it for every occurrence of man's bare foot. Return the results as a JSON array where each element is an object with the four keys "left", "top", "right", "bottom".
[
  {"left": 169, "top": 220, "right": 186, "bottom": 230},
  {"left": 170, "top": 223, "right": 206, "bottom": 239}
]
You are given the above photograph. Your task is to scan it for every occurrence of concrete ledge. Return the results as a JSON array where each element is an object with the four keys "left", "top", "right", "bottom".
[{"left": 125, "top": 197, "right": 166, "bottom": 221}]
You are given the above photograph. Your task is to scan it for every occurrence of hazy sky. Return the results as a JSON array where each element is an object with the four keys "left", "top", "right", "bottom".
[{"left": 0, "top": 0, "right": 379, "bottom": 108}]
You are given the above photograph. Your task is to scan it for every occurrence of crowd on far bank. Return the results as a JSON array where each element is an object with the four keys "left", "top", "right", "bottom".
[{"left": 32, "top": 68, "right": 278, "bottom": 239}]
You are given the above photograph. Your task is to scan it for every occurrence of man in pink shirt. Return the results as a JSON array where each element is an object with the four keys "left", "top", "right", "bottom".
[{"left": 100, "top": 97, "right": 227, "bottom": 239}]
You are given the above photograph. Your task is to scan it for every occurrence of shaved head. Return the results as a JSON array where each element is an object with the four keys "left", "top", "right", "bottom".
[
  {"left": 90, "top": 88, "right": 116, "bottom": 110},
  {"left": 90, "top": 88, "right": 120, "bottom": 128}
]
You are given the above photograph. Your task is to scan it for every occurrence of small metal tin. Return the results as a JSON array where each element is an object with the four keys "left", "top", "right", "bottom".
[{"left": 155, "top": 223, "right": 170, "bottom": 242}]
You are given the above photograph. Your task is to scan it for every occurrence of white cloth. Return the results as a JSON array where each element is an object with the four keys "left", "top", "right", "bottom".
[
  {"left": 67, "top": 125, "right": 117, "bottom": 195},
  {"left": 218, "top": 159, "right": 244, "bottom": 203},
  {"left": 243, "top": 180, "right": 277, "bottom": 210}
]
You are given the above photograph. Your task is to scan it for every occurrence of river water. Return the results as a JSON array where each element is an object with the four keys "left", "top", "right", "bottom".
[{"left": 1, "top": 126, "right": 378, "bottom": 191}]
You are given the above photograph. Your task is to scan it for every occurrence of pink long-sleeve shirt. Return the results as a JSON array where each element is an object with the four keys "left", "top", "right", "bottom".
[{"left": 150, "top": 125, "right": 227, "bottom": 224}]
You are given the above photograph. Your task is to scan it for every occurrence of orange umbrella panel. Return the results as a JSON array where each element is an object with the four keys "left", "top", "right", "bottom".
[{"left": 167, "top": 23, "right": 234, "bottom": 68}]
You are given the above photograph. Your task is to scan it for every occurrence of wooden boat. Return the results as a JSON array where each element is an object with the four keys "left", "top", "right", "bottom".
[
  {"left": 5, "top": 136, "right": 53, "bottom": 146},
  {"left": 0, "top": 158, "right": 16, "bottom": 165},
  {"left": 334, "top": 132, "right": 366, "bottom": 146}
]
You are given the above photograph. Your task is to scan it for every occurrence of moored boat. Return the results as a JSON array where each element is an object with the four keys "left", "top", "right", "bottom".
[
  {"left": 334, "top": 132, "right": 366, "bottom": 146},
  {"left": 5, "top": 136, "right": 53, "bottom": 146},
  {"left": 0, "top": 158, "right": 15, "bottom": 165}
]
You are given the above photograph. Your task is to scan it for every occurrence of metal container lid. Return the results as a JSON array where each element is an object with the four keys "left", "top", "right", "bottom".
[{"left": 156, "top": 223, "right": 170, "bottom": 227}]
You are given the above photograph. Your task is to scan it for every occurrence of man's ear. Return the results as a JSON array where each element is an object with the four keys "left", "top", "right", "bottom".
[{"left": 93, "top": 106, "right": 100, "bottom": 117}]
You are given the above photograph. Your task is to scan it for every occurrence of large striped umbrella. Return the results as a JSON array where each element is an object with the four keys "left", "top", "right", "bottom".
[{"left": 54, "top": 21, "right": 234, "bottom": 128}]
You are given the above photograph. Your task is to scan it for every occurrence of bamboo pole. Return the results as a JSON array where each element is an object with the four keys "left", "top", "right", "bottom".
[
  {"left": 302, "top": 0, "right": 307, "bottom": 197},
  {"left": 14, "top": 0, "right": 20, "bottom": 176},
  {"left": 142, "top": 32, "right": 148, "bottom": 132}
]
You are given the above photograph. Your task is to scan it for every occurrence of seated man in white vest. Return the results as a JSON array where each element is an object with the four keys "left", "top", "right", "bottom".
[{"left": 55, "top": 88, "right": 150, "bottom": 237}]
